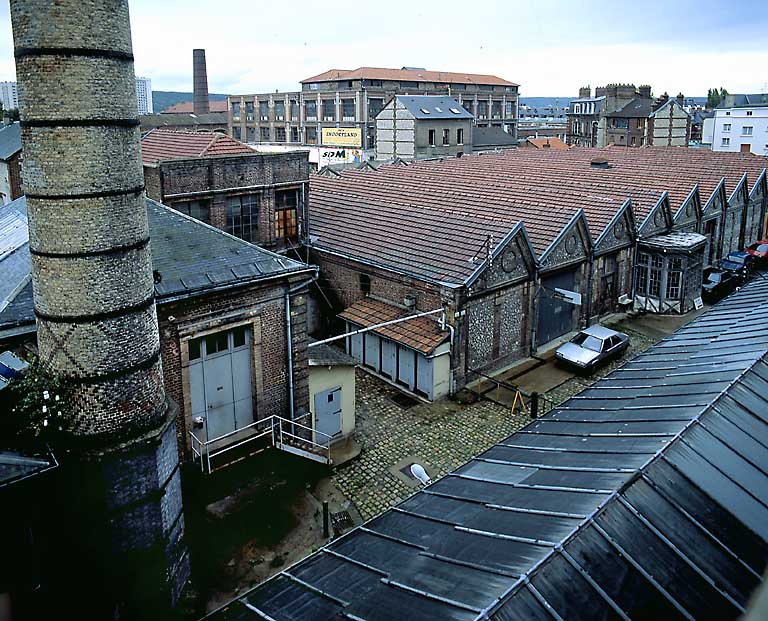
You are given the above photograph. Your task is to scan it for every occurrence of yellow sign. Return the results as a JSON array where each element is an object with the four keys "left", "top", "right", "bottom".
[{"left": 322, "top": 127, "right": 362, "bottom": 148}]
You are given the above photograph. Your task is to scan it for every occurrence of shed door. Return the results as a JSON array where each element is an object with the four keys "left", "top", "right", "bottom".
[
  {"left": 397, "top": 346, "right": 416, "bottom": 390},
  {"left": 381, "top": 339, "right": 397, "bottom": 380},
  {"left": 415, "top": 354, "right": 434, "bottom": 400},
  {"left": 188, "top": 326, "right": 253, "bottom": 441},
  {"left": 538, "top": 270, "right": 577, "bottom": 346},
  {"left": 314, "top": 386, "right": 342, "bottom": 446}
]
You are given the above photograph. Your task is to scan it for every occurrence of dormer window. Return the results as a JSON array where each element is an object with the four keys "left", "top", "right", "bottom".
[
  {"left": 450, "top": 108, "right": 462, "bottom": 114},
  {"left": 435, "top": 107, "right": 443, "bottom": 112},
  {"left": 420, "top": 108, "right": 430, "bottom": 114}
]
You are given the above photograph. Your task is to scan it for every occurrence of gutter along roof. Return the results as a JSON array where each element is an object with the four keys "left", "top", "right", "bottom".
[
  {"left": 205, "top": 274, "right": 768, "bottom": 621},
  {"left": 308, "top": 147, "right": 765, "bottom": 285}
]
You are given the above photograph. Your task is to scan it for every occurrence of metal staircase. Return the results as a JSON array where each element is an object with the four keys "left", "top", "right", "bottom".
[{"left": 189, "top": 415, "right": 333, "bottom": 474}]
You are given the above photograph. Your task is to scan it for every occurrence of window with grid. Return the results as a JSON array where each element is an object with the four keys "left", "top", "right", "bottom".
[
  {"left": 245, "top": 101, "right": 254, "bottom": 121},
  {"left": 649, "top": 255, "right": 663, "bottom": 297},
  {"left": 290, "top": 126, "right": 299, "bottom": 142},
  {"left": 232, "top": 126, "right": 241, "bottom": 140},
  {"left": 226, "top": 194, "right": 259, "bottom": 242},
  {"left": 477, "top": 101, "right": 488, "bottom": 118},
  {"left": 306, "top": 126, "right": 317, "bottom": 144},
  {"left": 290, "top": 100, "right": 298, "bottom": 119},
  {"left": 428, "top": 129, "right": 436, "bottom": 146},
  {"left": 491, "top": 101, "right": 503, "bottom": 118},
  {"left": 457, "top": 128, "right": 464, "bottom": 145},
  {"left": 442, "top": 128, "right": 450, "bottom": 145},
  {"left": 635, "top": 253, "right": 649, "bottom": 294},
  {"left": 231, "top": 102, "right": 240, "bottom": 119},
  {"left": 274, "top": 191, "right": 298, "bottom": 239},
  {"left": 368, "top": 98, "right": 384, "bottom": 119},
  {"left": 462, "top": 100, "right": 474, "bottom": 114},
  {"left": 247, "top": 127, "right": 255, "bottom": 142},
  {"left": 305, "top": 101, "right": 317, "bottom": 120},
  {"left": 260, "top": 126, "right": 270, "bottom": 141},
  {"left": 322, "top": 100, "right": 335, "bottom": 121},
  {"left": 274, "top": 101, "right": 285, "bottom": 120},
  {"left": 259, "top": 101, "right": 269, "bottom": 121},
  {"left": 743, "top": 126, "right": 754, "bottom": 136},
  {"left": 173, "top": 199, "right": 210, "bottom": 224},
  {"left": 666, "top": 257, "right": 683, "bottom": 299},
  {"left": 275, "top": 127, "right": 286, "bottom": 142},
  {"left": 342, "top": 99, "right": 355, "bottom": 121}
]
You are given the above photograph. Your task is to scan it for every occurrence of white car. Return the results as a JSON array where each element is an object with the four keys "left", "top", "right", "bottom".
[{"left": 555, "top": 325, "right": 630, "bottom": 372}]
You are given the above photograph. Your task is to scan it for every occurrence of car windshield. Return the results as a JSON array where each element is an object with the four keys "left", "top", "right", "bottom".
[
  {"left": 707, "top": 273, "right": 723, "bottom": 283},
  {"left": 757, "top": 244, "right": 768, "bottom": 253},
  {"left": 571, "top": 333, "right": 603, "bottom": 352}
]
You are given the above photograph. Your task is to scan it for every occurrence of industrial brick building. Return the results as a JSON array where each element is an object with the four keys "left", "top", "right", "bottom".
[
  {"left": 228, "top": 66, "right": 519, "bottom": 151},
  {"left": 0, "top": 120, "right": 22, "bottom": 204},
  {"left": 0, "top": 197, "right": 318, "bottom": 469},
  {"left": 141, "top": 129, "right": 310, "bottom": 252},
  {"left": 306, "top": 147, "right": 766, "bottom": 399},
  {"left": 568, "top": 85, "right": 691, "bottom": 147}
]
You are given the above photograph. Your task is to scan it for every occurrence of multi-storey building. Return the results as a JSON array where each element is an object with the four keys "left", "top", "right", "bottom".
[
  {"left": 228, "top": 66, "right": 519, "bottom": 151},
  {"left": 568, "top": 85, "right": 690, "bottom": 148},
  {"left": 709, "top": 94, "right": 768, "bottom": 155},
  {"left": 135, "top": 75, "right": 153, "bottom": 114},
  {"left": 0, "top": 81, "right": 19, "bottom": 111}
]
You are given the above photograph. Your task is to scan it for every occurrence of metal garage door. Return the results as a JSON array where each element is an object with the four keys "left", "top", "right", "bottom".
[
  {"left": 188, "top": 326, "right": 254, "bottom": 441},
  {"left": 538, "top": 270, "right": 577, "bottom": 346}
]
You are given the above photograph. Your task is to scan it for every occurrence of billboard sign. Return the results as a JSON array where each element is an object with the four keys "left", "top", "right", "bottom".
[{"left": 321, "top": 127, "right": 362, "bottom": 148}]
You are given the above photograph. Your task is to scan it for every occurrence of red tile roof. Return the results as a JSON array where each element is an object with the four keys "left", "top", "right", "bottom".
[
  {"left": 339, "top": 297, "right": 449, "bottom": 354},
  {"left": 301, "top": 67, "right": 518, "bottom": 87},
  {"left": 525, "top": 137, "right": 570, "bottom": 150},
  {"left": 161, "top": 100, "right": 228, "bottom": 114},
  {"left": 140, "top": 129, "right": 253, "bottom": 164},
  {"left": 309, "top": 148, "right": 766, "bottom": 285}
]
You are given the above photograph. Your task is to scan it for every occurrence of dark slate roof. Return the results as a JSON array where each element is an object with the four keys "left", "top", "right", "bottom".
[
  {"left": 0, "top": 121, "right": 21, "bottom": 160},
  {"left": 397, "top": 96, "right": 473, "bottom": 120},
  {"left": 606, "top": 97, "right": 655, "bottom": 118},
  {"left": 472, "top": 126, "right": 518, "bottom": 147},
  {"left": 0, "top": 448, "right": 57, "bottom": 489},
  {"left": 307, "top": 339, "right": 357, "bottom": 367},
  {"left": 0, "top": 197, "right": 314, "bottom": 334},
  {"left": 204, "top": 274, "right": 768, "bottom": 621},
  {"left": 718, "top": 93, "right": 768, "bottom": 109}
]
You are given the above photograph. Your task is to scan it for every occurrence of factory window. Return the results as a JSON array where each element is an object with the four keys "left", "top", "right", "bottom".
[
  {"left": 245, "top": 101, "right": 254, "bottom": 121},
  {"left": 400, "top": 81, "right": 417, "bottom": 88},
  {"left": 231, "top": 102, "right": 240, "bottom": 119},
  {"left": 290, "top": 100, "right": 299, "bottom": 120},
  {"left": 274, "top": 101, "right": 285, "bottom": 120},
  {"left": 322, "top": 100, "right": 336, "bottom": 121},
  {"left": 260, "top": 127, "right": 271, "bottom": 141},
  {"left": 462, "top": 100, "right": 474, "bottom": 114},
  {"left": 505, "top": 102, "right": 514, "bottom": 116},
  {"left": 306, "top": 126, "right": 317, "bottom": 144},
  {"left": 226, "top": 194, "right": 259, "bottom": 242},
  {"left": 342, "top": 98, "right": 355, "bottom": 121},
  {"left": 308, "top": 83, "right": 319, "bottom": 90},
  {"left": 457, "top": 128, "right": 464, "bottom": 145},
  {"left": 477, "top": 101, "right": 488, "bottom": 119},
  {"left": 275, "top": 127, "right": 287, "bottom": 142},
  {"left": 259, "top": 101, "right": 269, "bottom": 121},
  {"left": 305, "top": 101, "right": 317, "bottom": 121},
  {"left": 368, "top": 98, "right": 384, "bottom": 119},
  {"left": 635, "top": 253, "right": 649, "bottom": 294},
  {"left": 291, "top": 126, "right": 300, "bottom": 142},
  {"left": 232, "top": 127, "right": 241, "bottom": 140},
  {"left": 442, "top": 128, "right": 450, "bottom": 145},
  {"left": 369, "top": 80, "right": 382, "bottom": 88},
  {"left": 479, "top": 84, "right": 493, "bottom": 91},
  {"left": 491, "top": 101, "right": 503, "bottom": 118},
  {"left": 173, "top": 199, "right": 210, "bottom": 224},
  {"left": 275, "top": 189, "right": 298, "bottom": 239},
  {"left": 428, "top": 129, "right": 436, "bottom": 147},
  {"left": 247, "top": 127, "right": 255, "bottom": 142},
  {"left": 666, "top": 258, "right": 682, "bottom": 299},
  {"left": 648, "top": 256, "right": 663, "bottom": 298}
]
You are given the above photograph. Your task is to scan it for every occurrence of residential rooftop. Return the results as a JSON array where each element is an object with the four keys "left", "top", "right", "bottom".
[
  {"left": 301, "top": 66, "right": 518, "bottom": 88},
  {"left": 205, "top": 273, "right": 768, "bottom": 621},
  {"left": 140, "top": 129, "right": 254, "bottom": 165},
  {"left": 392, "top": 95, "right": 474, "bottom": 120},
  {"left": 0, "top": 121, "right": 21, "bottom": 161}
]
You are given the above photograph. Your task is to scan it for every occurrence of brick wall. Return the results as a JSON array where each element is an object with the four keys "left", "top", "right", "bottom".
[
  {"left": 143, "top": 151, "right": 309, "bottom": 250},
  {"left": 157, "top": 275, "right": 311, "bottom": 458},
  {"left": 8, "top": 151, "right": 22, "bottom": 200}
]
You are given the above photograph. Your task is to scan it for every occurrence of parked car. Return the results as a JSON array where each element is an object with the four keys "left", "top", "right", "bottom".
[
  {"left": 701, "top": 268, "right": 739, "bottom": 303},
  {"left": 555, "top": 325, "right": 630, "bottom": 373},
  {"left": 718, "top": 251, "right": 756, "bottom": 280},
  {"left": 745, "top": 240, "right": 768, "bottom": 267}
]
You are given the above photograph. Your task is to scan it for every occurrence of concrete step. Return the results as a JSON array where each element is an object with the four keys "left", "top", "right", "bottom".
[{"left": 277, "top": 442, "right": 331, "bottom": 465}]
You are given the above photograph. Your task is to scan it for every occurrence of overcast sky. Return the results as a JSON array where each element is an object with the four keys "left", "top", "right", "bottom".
[{"left": 1, "top": 0, "right": 766, "bottom": 98}]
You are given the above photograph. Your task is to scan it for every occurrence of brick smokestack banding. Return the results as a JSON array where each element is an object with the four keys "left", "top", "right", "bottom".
[
  {"left": 11, "top": 0, "right": 189, "bottom": 614},
  {"left": 193, "top": 48, "right": 210, "bottom": 115}
]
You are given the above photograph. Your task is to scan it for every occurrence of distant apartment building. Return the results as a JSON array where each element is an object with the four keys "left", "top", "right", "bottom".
[
  {"left": 375, "top": 95, "right": 473, "bottom": 160},
  {"left": 567, "top": 85, "right": 690, "bottom": 148},
  {"left": 708, "top": 94, "right": 768, "bottom": 155},
  {"left": 0, "top": 82, "right": 19, "bottom": 111},
  {"left": 135, "top": 76, "right": 153, "bottom": 115},
  {"left": 228, "top": 66, "right": 519, "bottom": 151}
]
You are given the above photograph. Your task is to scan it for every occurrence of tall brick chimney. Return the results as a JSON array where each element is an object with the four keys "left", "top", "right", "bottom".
[
  {"left": 193, "top": 48, "right": 210, "bottom": 115},
  {"left": 11, "top": 0, "right": 188, "bottom": 615},
  {"left": 579, "top": 86, "right": 591, "bottom": 99}
]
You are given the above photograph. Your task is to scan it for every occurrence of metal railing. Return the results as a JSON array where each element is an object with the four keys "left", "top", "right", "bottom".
[{"left": 189, "top": 414, "right": 334, "bottom": 474}]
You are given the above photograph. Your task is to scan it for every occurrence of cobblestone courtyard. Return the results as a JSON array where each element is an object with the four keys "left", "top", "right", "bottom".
[{"left": 330, "top": 312, "right": 687, "bottom": 521}]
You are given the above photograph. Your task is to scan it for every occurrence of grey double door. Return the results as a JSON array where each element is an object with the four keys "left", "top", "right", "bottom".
[
  {"left": 538, "top": 270, "right": 577, "bottom": 346},
  {"left": 189, "top": 326, "right": 254, "bottom": 441}
]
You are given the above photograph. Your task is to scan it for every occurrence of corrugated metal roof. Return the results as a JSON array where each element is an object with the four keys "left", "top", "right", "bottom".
[{"left": 205, "top": 274, "right": 768, "bottom": 621}]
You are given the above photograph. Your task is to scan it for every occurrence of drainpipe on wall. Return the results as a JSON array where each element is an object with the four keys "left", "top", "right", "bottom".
[
  {"left": 285, "top": 274, "right": 318, "bottom": 428},
  {"left": 530, "top": 267, "right": 541, "bottom": 356},
  {"left": 585, "top": 248, "right": 595, "bottom": 326}
]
